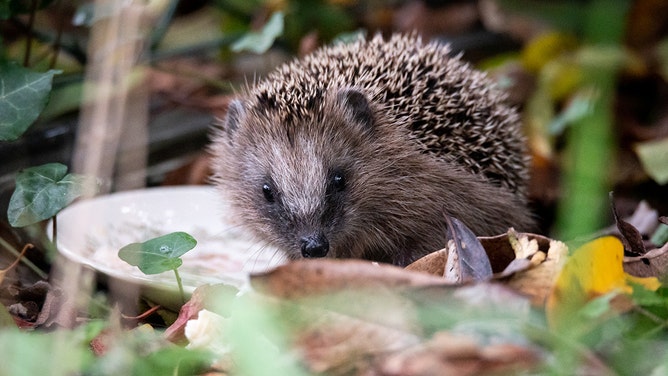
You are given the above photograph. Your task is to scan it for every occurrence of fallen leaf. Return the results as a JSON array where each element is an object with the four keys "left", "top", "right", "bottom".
[
  {"left": 294, "top": 309, "right": 421, "bottom": 374},
  {"left": 164, "top": 284, "right": 238, "bottom": 344},
  {"left": 624, "top": 242, "right": 668, "bottom": 278},
  {"left": 546, "top": 236, "right": 660, "bottom": 330},
  {"left": 406, "top": 229, "right": 521, "bottom": 277},
  {"left": 33, "top": 284, "right": 65, "bottom": 327},
  {"left": 405, "top": 249, "right": 448, "bottom": 276},
  {"left": 407, "top": 230, "right": 564, "bottom": 306},
  {"left": 377, "top": 331, "right": 542, "bottom": 376},
  {"left": 443, "top": 215, "right": 493, "bottom": 283},
  {"left": 504, "top": 238, "right": 568, "bottom": 307},
  {"left": 251, "top": 259, "right": 452, "bottom": 300},
  {"left": 610, "top": 192, "right": 646, "bottom": 256}
]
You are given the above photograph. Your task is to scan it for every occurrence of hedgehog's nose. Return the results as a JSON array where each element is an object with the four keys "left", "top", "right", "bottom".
[{"left": 300, "top": 233, "right": 329, "bottom": 258}]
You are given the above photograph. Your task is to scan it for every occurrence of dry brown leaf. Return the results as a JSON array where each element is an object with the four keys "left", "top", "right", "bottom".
[
  {"left": 250, "top": 259, "right": 452, "bottom": 300},
  {"left": 405, "top": 216, "right": 493, "bottom": 282},
  {"left": 404, "top": 249, "right": 448, "bottom": 276},
  {"left": 479, "top": 231, "right": 552, "bottom": 270},
  {"left": 376, "top": 331, "right": 541, "bottom": 376},
  {"left": 443, "top": 215, "right": 493, "bottom": 283},
  {"left": 624, "top": 242, "right": 668, "bottom": 278},
  {"left": 478, "top": 231, "right": 567, "bottom": 307},
  {"left": 405, "top": 230, "right": 565, "bottom": 306},
  {"left": 294, "top": 309, "right": 421, "bottom": 375},
  {"left": 505, "top": 238, "right": 568, "bottom": 307},
  {"left": 164, "top": 284, "right": 238, "bottom": 344},
  {"left": 611, "top": 192, "right": 647, "bottom": 256}
]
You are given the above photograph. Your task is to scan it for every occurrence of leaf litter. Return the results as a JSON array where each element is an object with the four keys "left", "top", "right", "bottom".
[
  {"left": 3, "top": 198, "right": 667, "bottom": 375},
  {"left": 154, "top": 199, "right": 668, "bottom": 375}
]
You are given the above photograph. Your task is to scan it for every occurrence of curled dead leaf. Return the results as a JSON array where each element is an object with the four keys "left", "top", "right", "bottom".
[
  {"left": 501, "top": 237, "right": 568, "bottom": 307},
  {"left": 407, "top": 229, "right": 565, "bottom": 307},
  {"left": 624, "top": 242, "right": 668, "bottom": 278},
  {"left": 610, "top": 192, "right": 646, "bottom": 256},
  {"left": 164, "top": 284, "right": 238, "bottom": 344},
  {"left": 442, "top": 215, "right": 493, "bottom": 283}
]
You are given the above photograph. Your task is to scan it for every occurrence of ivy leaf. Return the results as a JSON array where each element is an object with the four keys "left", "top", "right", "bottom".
[
  {"left": 231, "top": 11, "right": 284, "bottom": 54},
  {"left": 118, "top": 232, "right": 197, "bottom": 275},
  {"left": 7, "top": 163, "right": 92, "bottom": 227},
  {"left": 0, "top": 62, "right": 60, "bottom": 141}
]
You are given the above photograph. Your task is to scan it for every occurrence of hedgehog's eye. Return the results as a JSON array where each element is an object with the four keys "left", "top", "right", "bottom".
[
  {"left": 331, "top": 171, "right": 346, "bottom": 192},
  {"left": 262, "top": 183, "right": 275, "bottom": 203}
]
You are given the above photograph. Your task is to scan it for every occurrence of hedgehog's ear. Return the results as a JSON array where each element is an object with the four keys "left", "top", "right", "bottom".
[
  {"left": 337, "top": 88, "right": 374, "bottom": 132},
  {"left": 219, "top": 99, "right": 245, "bottom": 140}
]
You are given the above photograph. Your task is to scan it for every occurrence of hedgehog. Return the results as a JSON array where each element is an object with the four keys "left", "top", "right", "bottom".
[{"left": 211, "top": 33, "right": 532, "bottom": 266}]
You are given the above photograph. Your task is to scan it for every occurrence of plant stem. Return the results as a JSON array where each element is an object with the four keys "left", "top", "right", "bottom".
[
  {"left": 0, "top": 237, "right": 48, "bottom": 279},
  {"left": 22, "top": 0, "right": 39, "bottom": 67},
  {"left": 49, "top": 0, "right": 66, "bottom": 69},
  {"left": 173, "top": 268, "right": 185, "bottom": 304},
  {"left": 52, "top": 215, "right": 58, "bottom": 250}
]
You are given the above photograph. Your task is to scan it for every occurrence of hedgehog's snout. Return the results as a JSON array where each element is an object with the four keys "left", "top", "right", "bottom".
[{"left": 300, "top": 233, "right": 329, "bottom": 258}]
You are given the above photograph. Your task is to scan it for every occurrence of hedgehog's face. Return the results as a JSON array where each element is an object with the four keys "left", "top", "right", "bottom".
[{"left": 214, "top": 88, "right": 381, "bottom": 260}]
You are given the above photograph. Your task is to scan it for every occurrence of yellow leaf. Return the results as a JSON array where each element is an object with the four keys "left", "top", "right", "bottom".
[
  {"left": 546, "top": 236, "right": 659, "bottom": 330},
  {"left": 521, "top": 32, "right": 578, "bottom": 73}
]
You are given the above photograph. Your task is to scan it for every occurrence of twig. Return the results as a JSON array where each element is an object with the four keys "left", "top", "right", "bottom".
[
  {"left": 49, "top": 0, "right": 66, "bottom": 69},
  {"left": 0, "top": 240, "right": 47, "bottom": 279},
  {"left": 22, "top": 0, "right": 39, "bottom": 67}
]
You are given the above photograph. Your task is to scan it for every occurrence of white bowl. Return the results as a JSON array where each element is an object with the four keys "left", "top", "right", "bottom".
[{"left": 51, "top": 185, "right": 283, "bottom": 308}]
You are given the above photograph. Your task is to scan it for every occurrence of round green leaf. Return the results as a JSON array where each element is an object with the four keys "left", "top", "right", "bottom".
[
  {"left": 0, "top": 62, "right": 60, "bottom": 141},
  {"left": 7, "top": 163, "right": 91, "bottom": 227},
  {"left": 118, "top": 232, "right": 197, "bottom": 275}
]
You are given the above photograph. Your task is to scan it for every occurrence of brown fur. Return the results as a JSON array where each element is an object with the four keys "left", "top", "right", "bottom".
[{"left": 210, "top": 34, "right": 532, "bottom": 266}]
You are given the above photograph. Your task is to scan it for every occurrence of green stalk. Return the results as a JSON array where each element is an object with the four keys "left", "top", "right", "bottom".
[
  {"left": 554, "top": 0, "right": 630, "bottom": 241},
  {"left": 173, "top": 268, "right": 185, "bottom": 304}
]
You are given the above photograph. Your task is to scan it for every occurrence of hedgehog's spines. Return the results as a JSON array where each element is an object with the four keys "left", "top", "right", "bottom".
[{"left": 247, "top": 33, "right": 528, "bottom": 195}]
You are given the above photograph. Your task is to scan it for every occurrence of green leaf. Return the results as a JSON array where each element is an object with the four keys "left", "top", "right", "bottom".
[
  {"left": 650, "top": 224, "right": 668, "bottom": 247},
  {"left": 231, "top": 11, "right": 284, "bottom": 54},
  {"left": 549, "top": 90, "right": 595, "bottom": 135},
  {"left": 0, "top": 62, "right": 60, "bottom": 141},
  {"left": 7, "top": 163, "right": 92, "bottom": 227},
  {"left": 579, "top": 292, "right": 615, "bottom": 319},
  {"left": 630, "top": 283, "right": 666, "bottom": 307},
  {"left": 634, "top": 137, "right": 668, "bottom": 185},
  {"left": 0, "top": 328, "right": 92, "bottom": 376},
  {"left": 118, "top": 232, "right": 197, "bottom": 275}
]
